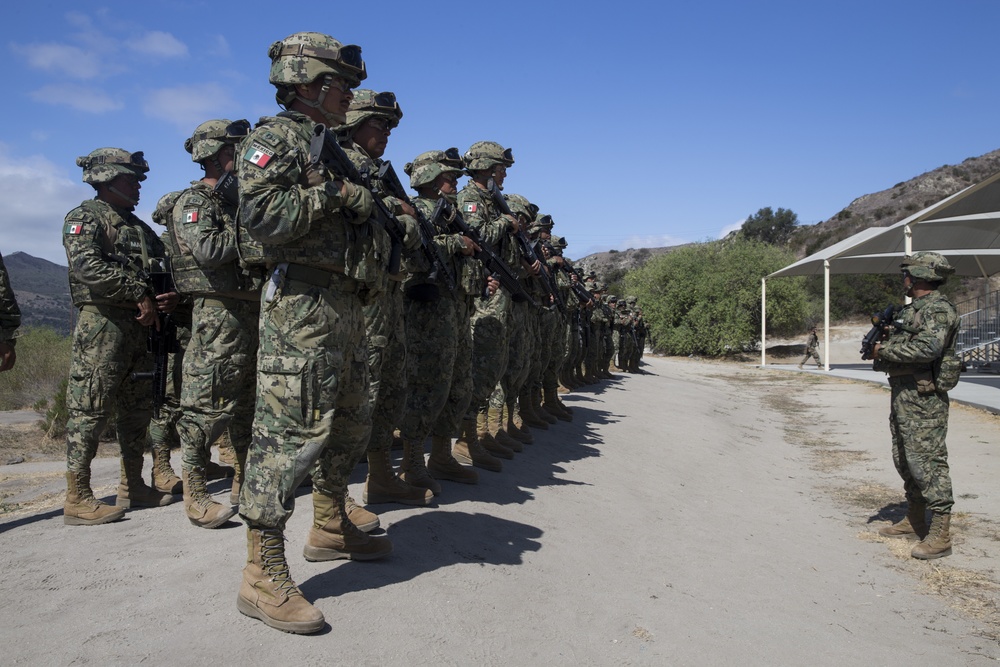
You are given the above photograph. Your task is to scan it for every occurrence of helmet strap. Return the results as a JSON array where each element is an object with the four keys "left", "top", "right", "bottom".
[
  {"left": 297, "top": 75, "right": 346, "bottom": 125},
  {"left": 109, "top": 185, "right": 138, "bottom": 207}
]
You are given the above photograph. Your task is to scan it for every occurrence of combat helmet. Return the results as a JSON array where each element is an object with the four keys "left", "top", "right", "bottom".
[
  {"left": 550, "top": 234, "right": 567, "bottom": 251},
  {"left": 76, "top": 148, "right": 148, "bottom": 185},
  {"left": 505, "top": 193, "right": 533, "bottom": 220},
  {"left": 900, "top": 251, "right": 954, "bottom": 284},
  {"left": 529, "top": 213, "right": 553, "bottom": 236},
  {"left": 342, "top": 90, "right": 402, "bottom": 133},
  {"left": 184, "top": 118, "right": 251, "bottom": 163},
  {"left": 404, "top": 147, "right": 463, "bottom": 190},
  {"left": 463, "top": 141, "right": 514, "bottom": 173},
  {"left": 267, "top": 32, "right": 366, "bottom": 122},
  {"left": 626, "top": 296, "right": 638, "bottom": 305}
]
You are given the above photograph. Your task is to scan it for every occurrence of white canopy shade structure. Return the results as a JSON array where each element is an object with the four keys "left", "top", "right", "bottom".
[{"left": 761, "top": 171, "right": 1000, "bottom": 367}]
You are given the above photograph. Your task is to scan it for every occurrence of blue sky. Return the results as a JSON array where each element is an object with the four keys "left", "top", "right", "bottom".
[{"left": 2, "top": 1, "right": 999, "bottom": 265}]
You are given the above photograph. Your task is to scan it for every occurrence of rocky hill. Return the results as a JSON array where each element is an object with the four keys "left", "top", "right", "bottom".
[{"left": 3, "top": 252, "right": 72, "bottom": 335}]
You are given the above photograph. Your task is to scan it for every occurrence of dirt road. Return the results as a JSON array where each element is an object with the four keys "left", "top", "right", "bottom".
[{"left": 1, "top": 357, "right": 998, "bottom": 665}]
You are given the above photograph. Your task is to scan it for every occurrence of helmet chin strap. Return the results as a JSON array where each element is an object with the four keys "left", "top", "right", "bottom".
[
  {"left": 109, "top": 185, "right": 138, "bottom": 207},
  {"left": 297, "top": 75, "right": 347, "bottom": 126}
]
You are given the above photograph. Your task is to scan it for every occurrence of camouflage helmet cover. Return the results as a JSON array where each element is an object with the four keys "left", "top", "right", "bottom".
[
  {"left": 626, "top": 296, "right": 638, "bottom": 304},
  {"left": 404, "top": 147, "right": 463, "bottom": 189},
  {"left": 550, "top": 234, "right": 567, "bottom": 250},
  {"left": 76, "top": 148, "right": 149, "bottom": 184},
  {"left": 900, "top": 251, "right": 954, "bottom": 283},
  {"left": 529, "top": 213, "right": 553, "bottom": 234},
  {"left": 463, "top": 141, "right": 514, "bottom": 172},
  {"left": 184, "top": 118, "right": 251, "bottom": 162},
  {"left": 268, "top": 32, "right": 367, "bottom": 88},
  {"left": 343, "top": 89, "right": 403, "bottom": 132},
  {"left": 505, "top": 193, "right": 533, "bottom": 220}
]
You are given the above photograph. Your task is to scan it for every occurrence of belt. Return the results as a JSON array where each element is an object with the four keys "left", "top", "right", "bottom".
[
  {"left": 80, "top": 303, "right": 135, "bottom": 315},
  {"left": 282, "top": 263, "right": 348, "bottom": 289}
]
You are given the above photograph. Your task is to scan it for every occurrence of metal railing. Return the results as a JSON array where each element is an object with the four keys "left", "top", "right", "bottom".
[{"left": 955, "top": 290, "right": 1000, "bottom": 372}]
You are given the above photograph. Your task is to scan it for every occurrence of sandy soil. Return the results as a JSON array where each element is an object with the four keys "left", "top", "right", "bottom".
[{"left": 1, "top": 356, "right": 999, "bottom": 665}]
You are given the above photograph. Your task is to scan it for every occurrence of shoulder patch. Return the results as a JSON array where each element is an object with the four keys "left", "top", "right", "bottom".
[
  {"left": 64, "top": 221, "right": 86, "bottom": 235},
  {"left": 243, "top": 143, "right": 275, "bottom": 168},
  {"left": 464, "top": 203, "right": 478, "bottom": 214},
  {"left": 935, "top": 312, "right": 950, "bottom": 324},
  {"left": 183, "top": 209, "right": 201, "bottom": 224},
  {"left": 257, "top": 130, "right": 282, "bottom": 148}
]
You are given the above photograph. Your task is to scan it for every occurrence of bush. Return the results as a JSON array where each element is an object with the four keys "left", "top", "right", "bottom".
[
  {"left": 0, "top": 327, "right": 71, "bottom": 410},
  {"left": 625, "top": 239, "right": 806, "bottom": 356}
]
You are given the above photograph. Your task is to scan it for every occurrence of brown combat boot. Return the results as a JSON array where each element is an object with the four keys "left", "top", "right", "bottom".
[
  {"left": 427, "top": 435, "right": 480, "bottom": 482},
  {"left": 183, "top": 468, "right": 236, "bottom": 529},
  {"left": 345, "top": 494, "right": 379, "bottom": 533},
  {"left": 363, "top": 449, "right": 433, "bottom": 506},
  {"left": 518, "top": 392, "right": 548, "bottom": 430},
  {"left": 488, "top": 407, "right": 521, "bottom": 452},
  {"left": 451, "top": 434, "right": 502, "bottom": 473},
  {"left": 64, "top": 470, "right": 126, "bottom": 526},
  {"left": 477, "top": 410, "right": 503, "bottom": 452},
  {"left": 531, "top": 387, "right": 558, "bottom": 425},
  {"left": 878, "top": 502, "right": 927, "bottom": 540},
  {"left": 230, "top": 448, "right": 247, "bottom": 507},
  {"left": 150, "top": 445, "right": 182, "bottom": 495},
  {"left": 218, "top": 439, "right": 237, "bottom": 466},
  {"left": 303, "top": 492, "right": 392, "bottom": 562},
  {"left": 911, "top": 513, "right": 952, "bottom": 560},
  {"left": 497, "top": 406, "right": 528, "bottom": 449},
  {"left": 238, "top": 527, "right": 325, "bottom": 634},
  {"left": 117, "top": 456, "right": 175, "bottom": 508},
  {"left": 542, "top": 388, "right": 572, "bottom": 422},
  {"left": 400, "top": 439, "right": 442, "bottom": 496},
  {"left": 463, "top": 415, "right": 512, "bottom": 459},
  {"left": 503, "top": 404, "right": 533, "bottom": 445}
]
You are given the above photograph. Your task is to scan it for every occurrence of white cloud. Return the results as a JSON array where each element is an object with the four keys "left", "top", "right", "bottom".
[
  {"left": 208, "top": 35, "right": 231, "bottom": 59},
  {"left": 0, "top": 145, "right": 92, "bottom": 263},
  {"left": 127, "top": 31, "right": 188, "bottom": 58},
  {"left": 142, "top": 83, "right": 236, "bottom": 131},
  {"left": 28, "top": 84, "right": 123, "bottom": 113},
  {"left": 619, "top": 233, "right": 690, "bottom": 249},
  {"left": 16, "top": 43, "right": 102, "bottom": 80}
]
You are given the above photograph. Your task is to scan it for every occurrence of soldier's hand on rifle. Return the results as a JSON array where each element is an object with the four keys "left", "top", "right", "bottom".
[
  {"left": 502, "top": 214, "right": 519, "bottom": 232},
  {"left": 872, "top": 342, "right": 881, "bottom": 359},
  {"left": 459, "top": 235, "right": 479, "bottom": 256},
  {"left": 303, "top": 164, "right": 327, "bottom": 188},
  {"left": 136, "top": 295, "right": 157, "bottom": 327},
  {"left": 397, "top": 200, "right": 416, "bottom": 218},
  {"left": 156, "top": 291, "right": 180, "bottom": 314},
  {"left": 486, "top": 275, "right": 500, "bottom": 297},
  {"left": 528, "top": 259, "right": 541, "bottom": 276}
]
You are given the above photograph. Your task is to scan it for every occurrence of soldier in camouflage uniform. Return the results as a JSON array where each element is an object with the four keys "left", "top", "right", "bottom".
[
  {"left": 235, "top": 32, "right": 388, "bottom": 635},
  {"left": 873, "top": 252, "right": 960, "bottom": 560},
  {"left": 337, "top": 90, "right": 433, "bottom": 511},
  {"left": 533, "top": 221, "right": 573, "bottom": 421},
  {"left": 398, "top": 149, "right": 489, "bottom": 494},
  {"left": 162, "top": 118, "right": 262, "bottom": 529},
  {"left": 457, "top": 141, "right": 522, "bottom": 473},
  {"left": 798, "top": 326, "right": 821, "bottom": 369},
  {"left": 62, "top": 148, "right": 178, "bottom": 526},
  {"left": 0, "top": 251, "right": 20, "bottom": 372}
]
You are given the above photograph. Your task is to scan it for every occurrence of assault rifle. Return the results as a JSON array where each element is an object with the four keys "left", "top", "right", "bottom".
[
  {"left": 375, "top": 161, "right": 457, "bottom": 296},
  {"left": 214, "top": 170, "right": 239, "bottom": 206},
  {"left": 308, "top": 123, "right": 403, "bottom": 274},
  {"left": 438, "top": 198, "right": 535, "bottom": 304},
  {"left": 486, "top": 179, "right": 564, "bottom": 311},
  {"left": 860, "top": 304, "right": 899, "bottom": 361},
  {"left": 539, "top": 239, "right": 594, "bottom": 306},
  {"left": 130, "top": 259, "right": 178, "bottom": 419}
]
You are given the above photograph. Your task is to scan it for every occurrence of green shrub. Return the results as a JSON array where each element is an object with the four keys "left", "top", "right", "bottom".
[{"left": 0, "top": 327, "right": 71, "bottom": 410}]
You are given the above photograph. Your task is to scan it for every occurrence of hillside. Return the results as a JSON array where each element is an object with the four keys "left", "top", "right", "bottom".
[{"left": 3, "top": 251, "right": 72, "bottom": 335}]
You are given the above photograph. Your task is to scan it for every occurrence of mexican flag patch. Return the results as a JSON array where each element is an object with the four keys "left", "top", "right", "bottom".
[
  {"left": 244, "top": 144, "right": 274, "bottom": 167},
  {"left": 464, "top": 203, "right": 477, "bottom": 214},
  {"left": 65, "top": 223, "right": 84, "bottom": 235},
  {"left": 185, "top": 210, "right": 199, "bottom": 223}
]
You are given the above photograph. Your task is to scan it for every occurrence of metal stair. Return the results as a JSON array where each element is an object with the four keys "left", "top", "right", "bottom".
[{"left": 955, "top": 290, "right": 1000, "bottom": 373}]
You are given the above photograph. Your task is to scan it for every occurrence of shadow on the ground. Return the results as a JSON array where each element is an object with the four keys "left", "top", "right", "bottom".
[{"left": 867, "top": 501, "right": 907, "bottom": 525}]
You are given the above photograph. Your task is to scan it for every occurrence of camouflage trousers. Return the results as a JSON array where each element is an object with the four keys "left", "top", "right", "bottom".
[
  {"left": 543, "top": 312, "right": 567, "bottom": 391},
  {"left": 889, "top": 376, "right": 954, "bottom": 513},
  {"left": 364, "top": 284, "right": 406, "bottom": 454},
  {"left": 469, "top": 290, "right": 510, "bottom": 414},
  {"left": 148, "top": 312, "right": 190, "bottom": 455},
  {"left": 491, "top": 299, "right": 533, "bottom": 410},
  {"left": 564, "top": 313, "right": 582, "bottom": 376},
  {"left": 65, "top": 306, "right": 152, "bottom": 473},
  {"left": 585, "top": 325, "right": 601, "bottom": 374},
  {"left": 400, "top": 293, "right": 473, "bottom": 440},
  {"left": 239, "top": 275, "right": 369, "bottom": 530},
  {"left": 176, "top": 297, "right": 258, "bottom": 470},
  {"left": 528, "top": 307, "right": 550, "bottom": 389},
  {"left": 800, "top": 348, "right": 821, "bottom": 367}
]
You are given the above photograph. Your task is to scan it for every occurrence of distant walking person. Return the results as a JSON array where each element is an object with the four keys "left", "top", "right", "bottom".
[
  {"left": 0, "top": 250, "right": 20, "bottom": 372},
  {"left": 798, "top": 327, "right": 821, "bottom": 369}
]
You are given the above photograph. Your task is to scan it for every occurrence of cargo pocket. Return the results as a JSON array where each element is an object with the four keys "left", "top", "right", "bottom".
[{"left": 257, "top": 355, "right": 315, "bottom": 428}]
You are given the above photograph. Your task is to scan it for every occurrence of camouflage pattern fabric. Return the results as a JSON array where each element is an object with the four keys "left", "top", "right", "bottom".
[
  {"left": 364, "top": 285, "right": 407, "bottom": 454},
  {"left": 0, "top": 251, "right": 20, "bottom": 343},
  {"left": 540, "top": 307, "right": 565, "bottom": 392},
  {"left": 148, "top": 304, "right": 191, "bottom": 456},
  {"left": 877, "top": 290, "right": 959, "bottom": 514},
  {"left": 799, "top": 331, "right": 821, "bottom": 367},
  {"left": 63, "top": 198, "right": 164, "bottom": 473},
  {"left": 236, "top": 112, "right": 373, "bottom": 530}
]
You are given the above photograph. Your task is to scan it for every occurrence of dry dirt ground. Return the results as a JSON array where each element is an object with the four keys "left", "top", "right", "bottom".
[{"left": 1, "top": 356, "right": 999, "bottom": 665}]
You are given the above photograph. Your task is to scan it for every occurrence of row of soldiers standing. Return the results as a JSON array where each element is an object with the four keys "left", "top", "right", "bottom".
[{"left": 56, "top": 31, "right": 646, "bottom": 634}]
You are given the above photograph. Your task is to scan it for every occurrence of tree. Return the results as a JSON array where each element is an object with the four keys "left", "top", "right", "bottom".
[
  {"left": 625, "top": 239, "right": 806, "bottom": 356},
  {"left": 741, "top": 206, "right": 799, "bottom": 246}
]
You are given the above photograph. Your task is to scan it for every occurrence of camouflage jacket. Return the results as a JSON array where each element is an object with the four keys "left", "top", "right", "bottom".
[
  {"left": 805, "top": 331, "right": 818, "bottom": 351},
  {"left": 0, "top": 251, "right": 20, "bottom": 342},
  {"left": 876, "top": 291, "right": 958, "bottom": 373},
  {"left": 63, "top": 198, "right": 163, "bottom": 308},
  {"left": 160, "top": 180, "right": 256, "bottom": 299},
  {"left": 237, "top": 111, "right": 369, "bottom": 274},
  {"left": 411, "top": 195, "right": 481, "bottom": 297}
]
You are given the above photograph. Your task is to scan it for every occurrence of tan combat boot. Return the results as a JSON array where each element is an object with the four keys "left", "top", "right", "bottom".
[
  {"left": 911, "top": 513, "right": 952, "bottom": 560},
  {"left": 542, "top": 387, "right": 572, "bottom": 422},
  {"left": 150, "top": 444, "right": 182, "bottom": 495},
  {"left": 364, "top": 449, "right": 433, "bottom": 506},
  {"left": 183, "top": 468, "right": 237, "bottom": 529},
  {"left": 477, "top": 410, "right": 503, "bottom": 453},
  {"left": 532, "top": 388, "right": 558, "bottom": 425},
  {"left": 498, "top": 406, "right": 528, "bottom": 449},
  {"left": 518, "top": 392, "right": 548, "bottom": 430},
  {"left": 302, "top": 492, "right": 392, "bottom": 562},
  {"left": 218, "top": 439, "right": 237, "bottom": 466},
  {"left": 451, "top": 434, "right": 502, "bottom": 473},
  {"left": 117, "top": 456, "right": 175, "bottom": 508},
  {"left": 507, "top": 404, "right": 532, "bottom": 441},
  {"left": 400, "top": 439, "right": 442, "bottom": 496},
  {"left": 878, "top": 502, "right": 927, "bottom": 539},
  {"left": 64, "top": 470, "right": 126, "bottom": 526},
  {"left": 230, "top": 448, "right": 247, "bottom": 507},
  {"left": 487, "top": 408, "right": 520, "bottom": 453},
  {"left": 345, "top": 494, "right": 379, "bottom": 533},
  {"left": 428, "top": 435, "right": 481, "bottom": 482},
  {"left": 238, "top": 527, "right": 325, "bottom": 634},
  {"left": 462, "top": 415, "right": 512, "bottom": 459}
]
